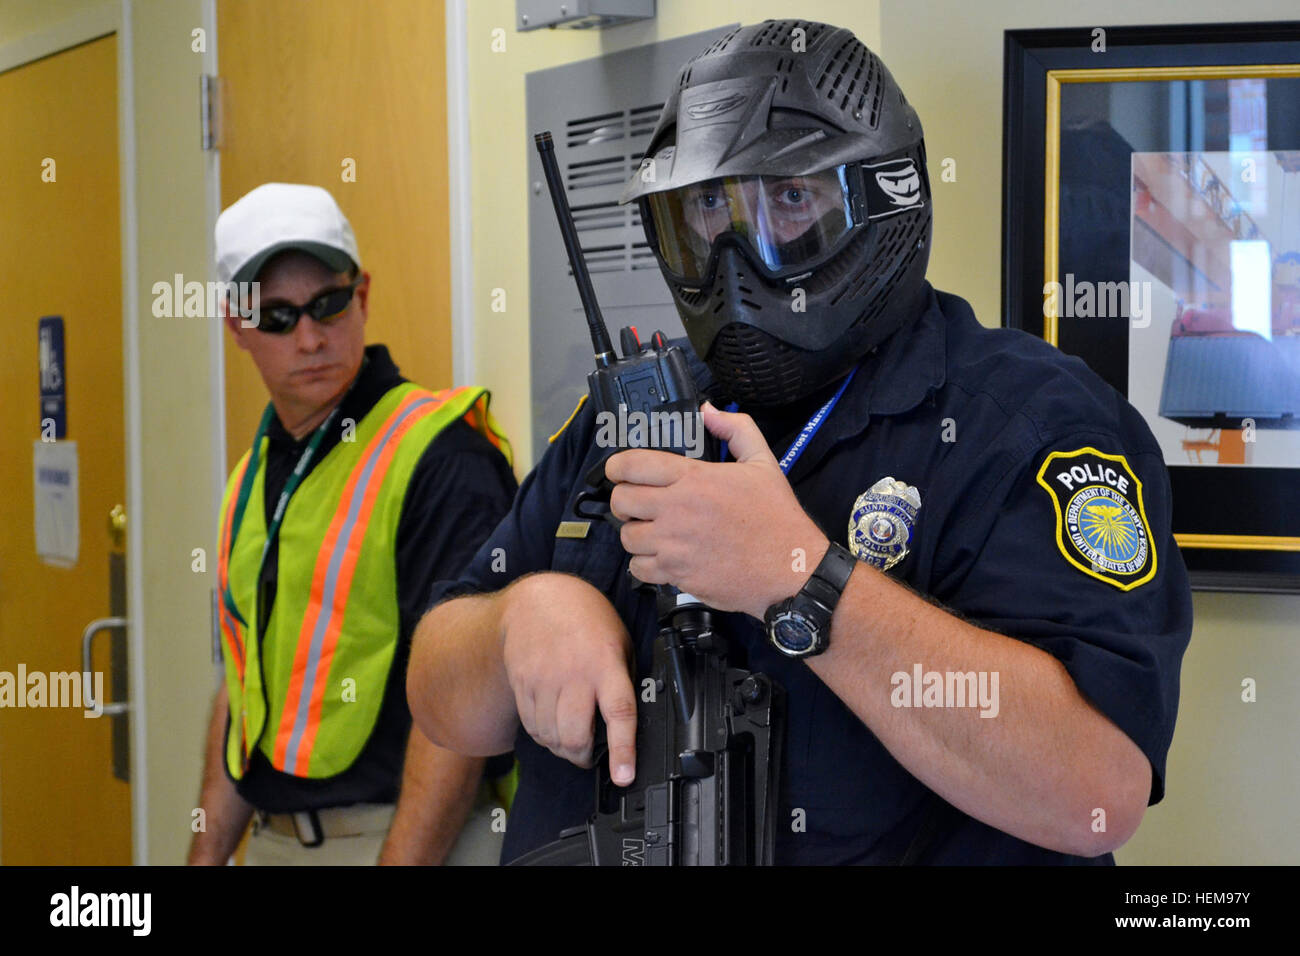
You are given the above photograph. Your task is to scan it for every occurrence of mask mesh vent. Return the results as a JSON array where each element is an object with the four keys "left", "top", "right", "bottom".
[
  {"left": 746, "top": 20, "right": 827, "bottom": 50},
  {"left": 773, "top": 55, "right": 799, "bottom": 93},
  {"left": 689, "top": 264, "right": 766, "bottom": 314},
  {"left": 709, "top": 323, "right": 805, "bottom": 405},
  {"left": 815, "top": 38, "right": 882, "bottom": 127},
  {"left": 839, "top": 209, "right": 928, "bottom": 314},
  {"left": 701, "top": 26, "right": 744, "bottom": 56},
  {"left": 677, "top": 286, "right": 708, "bottom": 307},
  {"left": 861, "top": 230, "right": 926, "bottom": 324},
  {"left": 805, "top": 226, "right": 874, "bottom": 296}
]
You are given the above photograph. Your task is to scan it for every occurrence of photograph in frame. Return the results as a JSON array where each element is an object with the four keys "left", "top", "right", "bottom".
[{"left": 1002, "top": 23, "right": 1300, "bottom": 590}]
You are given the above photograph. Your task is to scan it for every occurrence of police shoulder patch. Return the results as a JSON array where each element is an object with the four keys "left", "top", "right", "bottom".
[{"left": 1035, "top": 446, "right": 1157, "bottom": 591}]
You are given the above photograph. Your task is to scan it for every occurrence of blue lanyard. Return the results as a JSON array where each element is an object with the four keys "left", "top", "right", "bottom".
[
  {"left": 718, "top": 366, "right": 857, "bottom": 475},
  {"left": 222, "top": 403, "right": 341, "bottom": 628},
  {"left": 222, "top": 358, "right": 367, "bottom": 629}
]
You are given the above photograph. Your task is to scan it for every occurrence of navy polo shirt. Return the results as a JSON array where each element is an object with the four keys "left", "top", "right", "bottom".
[{"left": 428, "top": 283, "right": 1192, "bottom": 865}]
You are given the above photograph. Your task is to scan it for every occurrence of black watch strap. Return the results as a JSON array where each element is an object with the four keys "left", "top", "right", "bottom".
[
  {"left": 801, "top": 542, "right": 857, "bottom": 612},
  {"left": 764, "top": 542, "right": 860, "bottom": 659}
]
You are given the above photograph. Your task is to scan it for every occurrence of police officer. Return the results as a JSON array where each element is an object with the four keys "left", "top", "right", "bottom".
[
  {"left": 189, "top": 183, "right": 517, "bottom": 865},
  {"left": 407, "top": 21, "right": 1192, "bottom": 864}
]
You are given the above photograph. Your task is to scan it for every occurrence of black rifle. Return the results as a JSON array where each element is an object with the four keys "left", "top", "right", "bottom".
[{"left": 511, "top": 132, "right": 784, "bottom": 866}]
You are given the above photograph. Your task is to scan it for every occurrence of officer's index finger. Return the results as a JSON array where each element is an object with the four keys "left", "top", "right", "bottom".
[{"left": 596, "top": 669, "right": 638, "bottom": 786}]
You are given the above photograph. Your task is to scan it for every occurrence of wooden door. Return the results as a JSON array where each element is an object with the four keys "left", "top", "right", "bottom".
[
  {"left": 0, "top": 34, "right": 131, "bottom": 865},
  {"left": 217, "top": 0, "right": 453, "bottom": 469}
]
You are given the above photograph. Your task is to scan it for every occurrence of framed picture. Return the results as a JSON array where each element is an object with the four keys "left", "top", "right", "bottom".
[{"left": 1003, "top": 22, "right": 1300, "bottom": 592}]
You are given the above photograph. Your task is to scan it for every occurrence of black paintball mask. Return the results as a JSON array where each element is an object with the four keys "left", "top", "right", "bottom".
[{"left": 620, "top": 20, "right": 933, "bottom": 406}]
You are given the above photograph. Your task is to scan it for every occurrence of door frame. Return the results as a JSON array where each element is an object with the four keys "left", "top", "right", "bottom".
[
  {"left": 0, "top": 0, "right": 224, "bottom": 865},
  {"left": 445, "top": 0, "right": 475, "bottom": 387}
]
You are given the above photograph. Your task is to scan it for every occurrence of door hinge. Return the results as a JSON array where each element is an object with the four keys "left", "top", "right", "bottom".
[{"left": 200, "top": 74, "right": 223, "bottom": 151}]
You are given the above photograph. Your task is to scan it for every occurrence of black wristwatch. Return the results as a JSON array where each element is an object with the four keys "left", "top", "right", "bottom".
[{"left": 764, "top": 542, "right": 858, "bottom": 658}]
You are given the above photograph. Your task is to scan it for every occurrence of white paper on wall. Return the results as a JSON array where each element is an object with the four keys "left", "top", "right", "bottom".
[{"left": 33, "top": 440, "right": 79, "bottom": 567}]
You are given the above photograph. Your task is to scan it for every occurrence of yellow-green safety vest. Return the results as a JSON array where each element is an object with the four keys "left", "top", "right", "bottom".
[{"left": 216, "top": 382, "right": 510, "bottom": 780}]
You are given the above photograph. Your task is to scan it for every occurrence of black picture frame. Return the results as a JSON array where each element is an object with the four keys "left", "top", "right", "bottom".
[{"left": 1003, "top": 22, "right": 1300, "bottom": 593}]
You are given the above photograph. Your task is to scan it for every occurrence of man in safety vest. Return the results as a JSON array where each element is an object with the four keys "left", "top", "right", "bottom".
[{"left": 188, "top": 183, "right": 517, "bottom": 865}]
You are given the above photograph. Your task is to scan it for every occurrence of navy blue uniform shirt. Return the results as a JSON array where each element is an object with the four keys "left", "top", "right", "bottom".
[{"left": 429, "top": 285, "right": 1193, "bottom": 864}]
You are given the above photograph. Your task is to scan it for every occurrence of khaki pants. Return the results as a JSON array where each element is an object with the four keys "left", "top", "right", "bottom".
[{"left": 244, "top": 786, "right": 504, "bottom": 866}]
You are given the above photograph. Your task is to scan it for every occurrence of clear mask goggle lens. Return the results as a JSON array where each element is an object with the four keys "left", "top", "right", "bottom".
[{"left": 645, "top": 165, "right": 859, "bottom": 283}]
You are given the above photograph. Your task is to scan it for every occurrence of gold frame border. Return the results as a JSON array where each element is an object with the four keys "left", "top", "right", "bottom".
[
  {"left": 1177, "top": 534, "right": 1300, "bottom": 551},
  {"left": 1042, "top": 63, "right": 1300, "bottom": 554}
]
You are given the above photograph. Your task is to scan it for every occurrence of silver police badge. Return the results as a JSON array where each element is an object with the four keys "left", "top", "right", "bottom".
[{"left": 848, "top": 477, "right": 921, "bottom": 571}]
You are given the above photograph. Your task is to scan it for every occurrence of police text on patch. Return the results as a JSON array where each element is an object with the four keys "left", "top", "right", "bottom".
[{"left": 1054, "top": 461, "right": 1129, "bottom": 494}]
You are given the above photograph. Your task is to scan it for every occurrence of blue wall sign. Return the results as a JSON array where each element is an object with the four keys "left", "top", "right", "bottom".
[{"left": 38, "top": 315, "right": 66, "bottom": 439}]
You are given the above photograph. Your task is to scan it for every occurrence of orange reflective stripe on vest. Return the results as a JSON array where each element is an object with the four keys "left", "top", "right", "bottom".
[
  {"left": 270, "top": 388, "right": 451, "bottom": 775},
  {"left": 217, "top": 452, "right": 251, "bottom": 683},
  {"left": 461, "top": 392, "right": 510, "bottom": 457},
  {"left": 217, "top": 453, "right": 254, "bottom": 763}
]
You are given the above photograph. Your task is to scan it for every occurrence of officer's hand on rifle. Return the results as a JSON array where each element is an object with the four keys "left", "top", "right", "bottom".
[{"left": 500, "top": 573, "right": 639, "bottom": 785}]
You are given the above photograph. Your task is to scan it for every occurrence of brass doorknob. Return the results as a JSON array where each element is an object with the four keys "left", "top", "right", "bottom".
[{"left": 108, "top": 504, "right": 126, "bottom": 549}]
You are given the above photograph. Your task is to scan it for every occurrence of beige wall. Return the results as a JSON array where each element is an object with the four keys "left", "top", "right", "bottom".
[
  {"left": 879, "top": 0, "right": 1300, "bottom": 863},
  {"left": 0, "top": 0, "right": 107, "bottom": 39}
]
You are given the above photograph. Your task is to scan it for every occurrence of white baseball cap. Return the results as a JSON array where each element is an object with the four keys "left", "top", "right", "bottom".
[{"left": 215, "top": 182, "right": 362, "bottom": 285}]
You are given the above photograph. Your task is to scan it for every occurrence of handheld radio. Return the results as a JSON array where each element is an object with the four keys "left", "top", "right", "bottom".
[{"left": 532, "top": 131, "right": 713, "bottom": 511}]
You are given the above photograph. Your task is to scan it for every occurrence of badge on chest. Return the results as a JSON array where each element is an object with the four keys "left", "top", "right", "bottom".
[{"left": 847, "top": 477, "right": 921, "bottom": 571}]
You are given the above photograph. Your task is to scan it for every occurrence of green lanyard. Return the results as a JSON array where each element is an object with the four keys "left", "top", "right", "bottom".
[{"left": 222, "top": 402, "right": 342, "bottom": 629}]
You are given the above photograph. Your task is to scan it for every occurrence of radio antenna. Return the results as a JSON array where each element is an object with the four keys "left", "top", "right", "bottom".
[{"left": 534, "top": 130, "right": 616, "bottom": 367}]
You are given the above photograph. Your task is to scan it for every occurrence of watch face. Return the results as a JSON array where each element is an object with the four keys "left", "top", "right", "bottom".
[{"left": 771, "top": 611, "right": 819, "bottom": 655}]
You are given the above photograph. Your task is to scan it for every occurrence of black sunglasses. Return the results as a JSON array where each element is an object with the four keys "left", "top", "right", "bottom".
[{"left": 246, "top": 278, "right": 362, "bottom": 334}]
